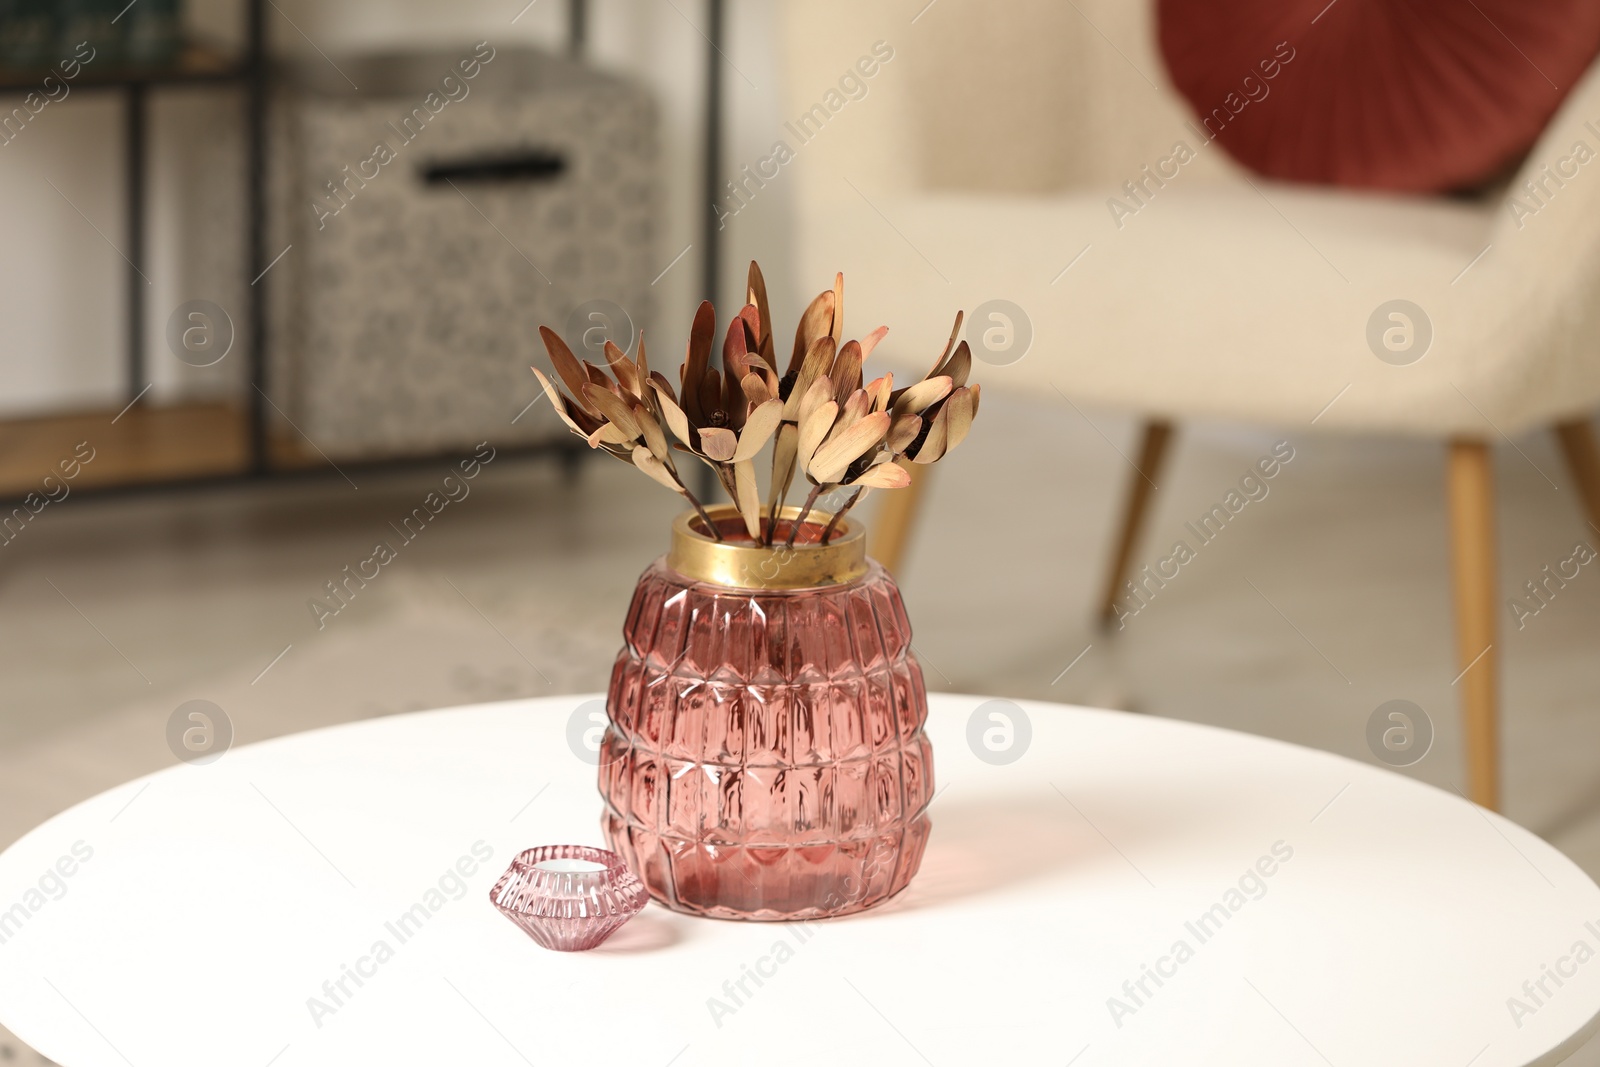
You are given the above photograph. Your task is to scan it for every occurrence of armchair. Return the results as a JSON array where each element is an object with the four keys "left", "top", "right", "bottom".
[{"left": 780, "top": 0, "right": 1600, "bottom": 810}]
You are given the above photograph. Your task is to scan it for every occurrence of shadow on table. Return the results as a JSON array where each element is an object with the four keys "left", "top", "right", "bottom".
[
  {"left": 595, "top": 787, "right": 1204, "bottom": 940},
  {"left": 592, "top": 908, "right": 683, "bottom": 954},
  {"left": 870, "top": 790, "right": 1174, "bottom": 917}
]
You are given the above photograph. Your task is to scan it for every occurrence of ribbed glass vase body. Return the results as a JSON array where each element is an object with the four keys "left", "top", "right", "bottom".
[{"left": 601, "top": 558, "right": 932, "bottom": 921}]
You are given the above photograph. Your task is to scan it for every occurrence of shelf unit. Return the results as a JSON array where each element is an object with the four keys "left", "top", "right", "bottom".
[{"left": 0, "top": 0, "right": 729, "bottom": 502}]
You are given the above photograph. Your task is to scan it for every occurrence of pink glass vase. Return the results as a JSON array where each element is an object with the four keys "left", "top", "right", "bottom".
[{"left": 600, "top": 505, "right": 933, "bottom": 921}]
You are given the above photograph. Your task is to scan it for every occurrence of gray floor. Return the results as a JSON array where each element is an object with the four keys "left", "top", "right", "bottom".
[{"left": 3, "top": 392, "right": 1599, "bottom": 1063}]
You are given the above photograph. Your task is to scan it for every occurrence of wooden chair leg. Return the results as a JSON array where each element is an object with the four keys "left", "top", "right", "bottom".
[
  {"left": 1554, "top": 418, "right": 1600, "bottom": 533},
  {"left": 1097, "top": 420, "right": 1174, "bottom": 626},
  {"left": 1446, "top": 439, "right": 1500, "bottom": 810},
  {"left": 869, "top": 462, "right": 931, "bottom": 575}
]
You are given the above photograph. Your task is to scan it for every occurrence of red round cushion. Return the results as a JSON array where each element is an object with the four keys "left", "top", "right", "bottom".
[{"left": 1157, "top": 0, "right": 1600, "bottom": 192}]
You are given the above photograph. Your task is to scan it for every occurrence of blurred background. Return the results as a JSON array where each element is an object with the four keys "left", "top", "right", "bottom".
[{"left": 4, "top": 0, "right": 1600, "bottom": 1059}]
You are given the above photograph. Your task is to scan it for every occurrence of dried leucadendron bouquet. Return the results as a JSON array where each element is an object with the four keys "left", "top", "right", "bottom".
[{"left": 532, "top": 262, "right": 980, "bottom": 546}]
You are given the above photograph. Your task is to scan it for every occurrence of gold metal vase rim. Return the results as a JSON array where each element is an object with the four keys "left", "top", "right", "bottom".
[{"left": 667, "top": 504, "right": 868, "bottom": 590}]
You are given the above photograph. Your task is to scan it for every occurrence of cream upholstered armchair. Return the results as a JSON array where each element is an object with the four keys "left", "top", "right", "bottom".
[{"left": 779, "top": 0, "right": 1600, "bottom": 810}]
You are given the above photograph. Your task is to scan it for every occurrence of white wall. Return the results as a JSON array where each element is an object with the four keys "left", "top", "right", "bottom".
[
  {"left": 0, "top": 0, "right": 795, "bottom": 416},
  {"left": 0, "top": 84, "right": 126, "bottom": 413}
]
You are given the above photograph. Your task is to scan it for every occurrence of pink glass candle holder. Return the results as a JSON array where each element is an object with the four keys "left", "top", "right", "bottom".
[{"left": 489, "top": 845, "right": 648, "bottom": 951}]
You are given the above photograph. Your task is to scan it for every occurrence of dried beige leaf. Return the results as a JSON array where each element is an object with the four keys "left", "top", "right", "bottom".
[
  {"left": 830, "top": 341, "right": 862, "bottom": 407},
  {"left": 604, "top": 340, "right": 640, "bottom": 396},
  {"left": 721, "top": 313, "right": 751, "bottom": 396},
  {"left": 865, "top": 373, "right": 893, "bottom": 414},
  {"left": 699, "top": 426, "right": 737, "bottom": 462},
  {"left": 632, "top": 445, "right": 683, "bottom": 491},
  {"left": 540, "top": 326, "right": 598, "bottom": 416},
  {"left": 736, "top": 304, "right": 762, "bottom": 368},
  {"left": 532, "top": 367, "right": 585, "bottom": 435},
  {"left": 747, "top": 261, "right": 775, "bottom": 362},
  {"left": 589, "top": 421, "right": 635, "bottom": 448},
  {"left": 912, "top": 402, "right": 948, "bottom": 464},
  {"left": 732, "top": 398, "right": 784, "bottom": 462},
  {"left": 830, "top": 272, "right": 844, "bottom": 342},
  {"left": 887, "top": 412, "right": 922, "bottom": 453},
  {"left": 734, "top": 459, "right": 761, "bottom": 539},
  {"left": 825, "top": 389, "right": 870, "bottom": 446},
  {"left": 767, "top": 422, "right": 799, "bottom": 521},
  {"left": 928, "top": 310, "right": 963, "bottom": 377},
  {"left": 530, "top": 365, "right": 561, "bottom": 404},
  {"left": 944, "top": 386, "right": 974, "bottom": 453},
  {"left": 797, "top": 400, "right": 839, "bottom": 472},
  {"left": 647, "top": 370, "right": 678, "bottom": 403},
  {"left": 798, "top": 374, "right": 835, "bottom": 432},
  {"left": 634, "top": 404, "right": 670, "bottom": 461},
  {"left": 785, "top": 335, "right": 837, "bottom": 421},
  {"left": 741, "top": 373, "right": 772, "bottom": 406},
  {"left": 860, "top": 325, "right": 889, "bottom": 360},
  {"left": 892, "top": 375, "right": 953, "bottom": 415},
  {"left": 683, "top": 300, "right": 716, "bottom": 422},
  {"left": 788, "top": 289, "right": 834, "bottom": 373},
  {"left": 652, "top": 381, "right": 693, "bottom": 445},
  {"left": 934, "top": 340, "right": 972, "bottom": 389},
  {"left": 582, "top": 383, "right": 641, "bottom": 440},
  {"left": 850, "top": 461, "right": 911, "bottom": 489},
  {"left": 745, "top": 353, "right": 779, "bottom": 381},
  {"left": 810, "top": 410, "right": 889, "bottom": 483}
]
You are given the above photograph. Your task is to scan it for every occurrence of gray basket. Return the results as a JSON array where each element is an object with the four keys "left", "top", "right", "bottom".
[{"left": 269, "top": 46, "right": 659, "bottom": 458}]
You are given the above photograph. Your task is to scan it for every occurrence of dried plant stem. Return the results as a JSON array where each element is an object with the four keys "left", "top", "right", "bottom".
[
  {"left": 819, "top": 487, "right": 864, "bottom": 545},
  {"left": 762, "top": 503, "right": 780, "bottom": 548},
  {"left": 681, "top": 485, "right": 723, "bottom": 542},
  {"left": 765, "top": 467, "right": 794, "bottom": 546},
  {"left": 715, "top": 465, "right": 740, "bottom": 506},
  {"left": 785, "top": 484, "right": 824, "bottom": 549}
]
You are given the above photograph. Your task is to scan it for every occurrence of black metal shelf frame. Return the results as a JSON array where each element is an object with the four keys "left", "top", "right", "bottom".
[{"left": 0, "top": 0, "right": 729, "bottom": 496}]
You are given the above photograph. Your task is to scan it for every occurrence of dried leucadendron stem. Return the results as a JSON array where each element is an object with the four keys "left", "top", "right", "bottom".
[{"left": 532, "top": 262, "right": 981, "bottom": 548}]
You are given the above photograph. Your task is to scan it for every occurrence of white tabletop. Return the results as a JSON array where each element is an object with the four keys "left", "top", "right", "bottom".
[{"left": 1, "top": 694, "right": 1597, "bottom": 1067}]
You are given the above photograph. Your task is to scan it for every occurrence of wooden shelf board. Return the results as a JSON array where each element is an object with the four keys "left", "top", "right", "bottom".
[
  {"left": 0, "top": 402, "right": 314, "bottom": 497},
  {"left": 0, "top": 42, "right": 244, "bottom": 93}
]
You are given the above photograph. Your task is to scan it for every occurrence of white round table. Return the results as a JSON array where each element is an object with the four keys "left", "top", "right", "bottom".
[{"left": 2, "top": 695, "right": 1597, "bottom": 1066}]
